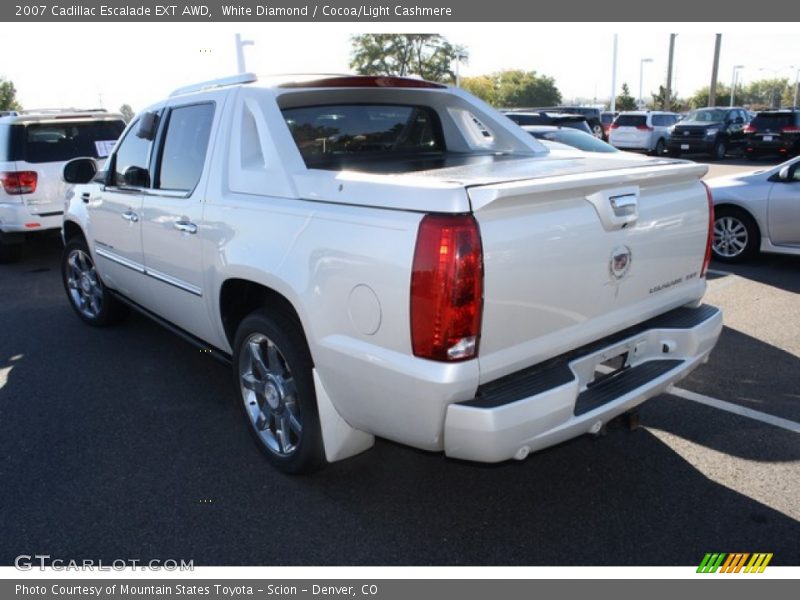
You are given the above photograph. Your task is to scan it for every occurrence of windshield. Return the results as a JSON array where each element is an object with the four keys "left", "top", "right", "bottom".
[
  {"left": 531, "top": 129, "right": 617, "bottom": 153},
  {"left": 683, "top": 109, "right": 727, "bottom": 123}
]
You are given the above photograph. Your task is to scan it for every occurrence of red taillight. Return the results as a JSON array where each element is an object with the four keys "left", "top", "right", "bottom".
[
  {"left": 743, "top": 125, "right": 757, "bottom": 134},
  {"left": 636, "top": 124, "right": 654, "bottom": 131},
  {"left": 610, "top": 123, "right": 620, "bottom": 130},
  {"left": 781, "top": 125, "right": 800, "bottom": 133},
  {"left": 0, "top": 171, "right": 38, "bottom": 194},
  {"left": 701, "top": 182, "right": 714, "bottom": 277},
  {"left": 410, "top": 214, "right": 483, "bottom": 362}
]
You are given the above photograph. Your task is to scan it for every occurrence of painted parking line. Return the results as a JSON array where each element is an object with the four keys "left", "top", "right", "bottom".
[
  {"left": 706, "top": 268, "right": 732, "bottom": 276},
  {"left": 669, "top": 386, "right": 800, "bottom": 434}
]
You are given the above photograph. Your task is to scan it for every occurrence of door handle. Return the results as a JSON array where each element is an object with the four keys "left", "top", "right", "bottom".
[
  {"left": 121, "top": 210, "right": 139, "bottom": 223},
  {"left": 173, "top": 220, "right": 197, "bottom": 234}
]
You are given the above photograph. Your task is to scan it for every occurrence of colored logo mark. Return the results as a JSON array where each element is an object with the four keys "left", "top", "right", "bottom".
[{"left": 697, "top": 553, "right": 773, "bottom": 573}]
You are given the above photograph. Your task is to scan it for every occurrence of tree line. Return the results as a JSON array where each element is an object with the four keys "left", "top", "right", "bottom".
[{"left": 2, "top": 35, "right": 796, "bottom": 114}]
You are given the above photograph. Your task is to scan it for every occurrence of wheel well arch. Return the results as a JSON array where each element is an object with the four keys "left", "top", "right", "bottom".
[
  {"left": 713, "top": 202, "right": 763, "bottom": 237},
  {"left": 218, "top": 279, "right": 307, "bottom": 349},
  {"left": 62, "top": 220, "right": 86, "bottom": 244}
]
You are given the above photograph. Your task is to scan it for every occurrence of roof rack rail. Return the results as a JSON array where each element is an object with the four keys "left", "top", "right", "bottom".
[
  {"left": 18, "top": 107, "right": 108, "bottom": 114},
  {"left": 170, "top": 72, "right": 257, "bottom": 97}
]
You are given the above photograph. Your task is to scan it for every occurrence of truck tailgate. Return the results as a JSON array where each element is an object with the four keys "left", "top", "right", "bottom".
[{"left": 468, "top": 161, "right": 711, "bottom": 384}]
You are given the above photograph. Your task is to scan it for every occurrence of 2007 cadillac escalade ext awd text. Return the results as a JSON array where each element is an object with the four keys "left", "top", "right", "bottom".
[{"left": 60, "top": 73, "right": 722, "bottom": 473}]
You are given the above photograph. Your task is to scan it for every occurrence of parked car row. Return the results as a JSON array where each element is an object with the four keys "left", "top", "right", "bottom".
[{"left": 503, "top": 105, "right": 800, "bottom": 266}]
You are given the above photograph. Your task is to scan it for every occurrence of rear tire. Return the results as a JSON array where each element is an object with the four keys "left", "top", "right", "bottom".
[
  {"left": 651, "top": 138, "right": 666, "bottom": 156},
  {"left": 712, "top": 206, "right": 760, "bottom": 263},
  {"left": 61, "top": 238, "right": 129, "bottom": 326},
  {"left": 232, "top": 309, "right": 326, "bottom": 475},
  {"left": 591, "top": 124, "right": 604, "bottom": 139}
]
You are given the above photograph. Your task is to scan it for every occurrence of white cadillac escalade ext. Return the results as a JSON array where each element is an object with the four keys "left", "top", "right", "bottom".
[{"left": 61, "top": 73, "right": 722, "bottom": 473}]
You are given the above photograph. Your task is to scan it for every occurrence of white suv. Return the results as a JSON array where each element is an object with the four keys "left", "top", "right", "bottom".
[
  {"left": 0, "top": 109, "right": 125, "bottom": 262},
  {"left": 609, "top": 111, "right": 681, "bottom": 155}
]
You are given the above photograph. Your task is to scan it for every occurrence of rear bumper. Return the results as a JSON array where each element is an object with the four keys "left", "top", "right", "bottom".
[
  {"left": 745, "top": 138, "right": 798, "bottom": 155},
  {"left": 0, "top": 201, "right": 63, "bottom": 233},
  {"left": 443, "top": 304, "right": 722, "bottom": 462}
]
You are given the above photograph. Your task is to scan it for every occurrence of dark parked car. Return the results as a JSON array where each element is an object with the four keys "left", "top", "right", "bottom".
[
  {"left": 504, "top": 111, "right": 592, "bottom": 135},
  {"left": 666, "top": 107, "right": 750, "bottom": 160},
  {"left": 743, "top": 110, "right": 800, "bottom": 160},
  {"left": 529, "top": 106, "right": 605, "bottom": 139},
  {"left": 522, "top": 125, "right": 618, "bottom": 153}
]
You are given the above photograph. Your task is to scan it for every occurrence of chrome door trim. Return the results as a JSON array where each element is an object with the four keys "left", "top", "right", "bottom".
[
  {"left": 145, "top": 266, "right": 203, "bottom": 297},
  {"left": 94, "top": 247, "right": 146, "bottom": 273}
]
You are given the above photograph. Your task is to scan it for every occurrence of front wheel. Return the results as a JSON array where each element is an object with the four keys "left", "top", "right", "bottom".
[
  {"left": 232, "top": 310, "right": 326, "bottom": 474},
  {"left": 712, "top": 207, "right": 759, "bottom": 262},
  {"left": 591, "top": 124, "right": 604, "bottom": 139},
  {"left": 62, "top": 238, "right": 128, "bottom": 326}
]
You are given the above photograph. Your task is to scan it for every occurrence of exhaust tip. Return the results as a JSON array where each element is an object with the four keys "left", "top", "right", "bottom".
[{"left": 514, "top": 446, "right": 530, "bottom": 460}]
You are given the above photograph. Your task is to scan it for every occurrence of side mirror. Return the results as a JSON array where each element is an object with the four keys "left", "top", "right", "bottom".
[
  {"left": 136, "top": 111, "right": 159, "bottom": 141},
  {"left": 123, "top": 166, "right": 149, "bottom": 188},
  {"left": 63, "top": 157, "right": 98, "bottom": 184}
]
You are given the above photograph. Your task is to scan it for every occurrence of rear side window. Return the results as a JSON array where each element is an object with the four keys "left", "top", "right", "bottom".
[
  {"left": 751, "top": 113, "right": 794, "bottom": 129},
  {"left": 652, "top": 115, "right": 675, "bottom": 126},
  {"left": 615, "top": 115, "right": 647, "bottom": 127},
  {"left": 112, "top": 119, "right": 152, "bottom": 187},
  {"left": 282, "top": 104, "right": 444, "bottom": 167},
  {"left": 156, "top": 103, "right": 215, "bottom": 192},
  {"left": 22, "top": 120, "right": 125, "bottom": 163}
]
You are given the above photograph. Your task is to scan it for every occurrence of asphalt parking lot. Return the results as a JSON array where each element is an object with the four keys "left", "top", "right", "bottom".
[{"left": 1, "top": 156, "right": 798, "bottom": 567}]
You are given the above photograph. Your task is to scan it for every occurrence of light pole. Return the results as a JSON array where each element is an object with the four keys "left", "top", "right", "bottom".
[
  {"left": 730, "top": 65, "right": 744, "bottom": 107},
  {"left": 639, "top": 57, "right": 653, "bottom": 109},
  {"left": 611, "top": 34, "right": 618, "bottom": 112},
  {"left": 235, "top": 33, "right": 254, "bottom": 74},
  {"left": 454, "top": 52, "right": 468, "bottom": 88},
  {"left": 759, "top": 67, "right": 781, "bottom": 108}
]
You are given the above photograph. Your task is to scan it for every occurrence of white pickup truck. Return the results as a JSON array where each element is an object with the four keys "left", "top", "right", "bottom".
[{"left": 61, "top": 74, "right": 722, "bottom": 473}]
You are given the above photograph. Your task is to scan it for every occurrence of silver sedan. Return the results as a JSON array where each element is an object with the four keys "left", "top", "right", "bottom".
[{"left": 705, "top": 156, "right": 800, "bottom": 262}]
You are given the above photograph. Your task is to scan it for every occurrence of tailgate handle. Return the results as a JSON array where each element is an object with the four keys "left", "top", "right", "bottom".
[
  {"left": 609, "top": 193, "right": 637, "bottom": 217},
  {"left": 586, "top": 186, "right": 639, "bottom": 230}
]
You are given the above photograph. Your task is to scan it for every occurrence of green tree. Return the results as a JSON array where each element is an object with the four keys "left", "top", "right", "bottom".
[
  {"left": 494, "top": 70, "right": 561, "bottom": 107},
  {"left": 0, "top": 77, "right": 22, "bottom": 111},
  {"left": 462, "top": 70, "right": 561, "bottom": 108},
  {"left": 119, "top": 104, "right": 135, "bottom": 122},
  {"left": 688, "top": 84, "right": 731, "bottom": 108},
  {"left": 651, "top": 85, "right": 682, "bottom": 111},
  {"left": 461, "top": 75, "right": 500, "bottom": 106},
  {"left": 349, "top": 34, "right": 463, "bottom": 83},
  {"left": 615, "top": 83, "right": 636, "bottom": 111}
]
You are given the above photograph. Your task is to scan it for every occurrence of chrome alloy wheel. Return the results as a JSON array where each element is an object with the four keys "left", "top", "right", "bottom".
[
  {"left": 713, "top": 215, "right": 749, "bottom": 258},
  {"left": 65, "top": 248, "right": 103, "bottom": 319},
  {"left": 238, "top": 333, "right": 303, "bottom": 457}
]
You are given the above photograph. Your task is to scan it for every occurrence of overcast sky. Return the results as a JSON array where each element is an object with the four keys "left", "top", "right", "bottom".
[{"left": 1, "top": 22, "right": 798, "bottom": 112}]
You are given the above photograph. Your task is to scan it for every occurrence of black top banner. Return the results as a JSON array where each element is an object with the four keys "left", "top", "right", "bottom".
[{"left": 3, "top": 0, "right": 799, "bottom": 21}]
